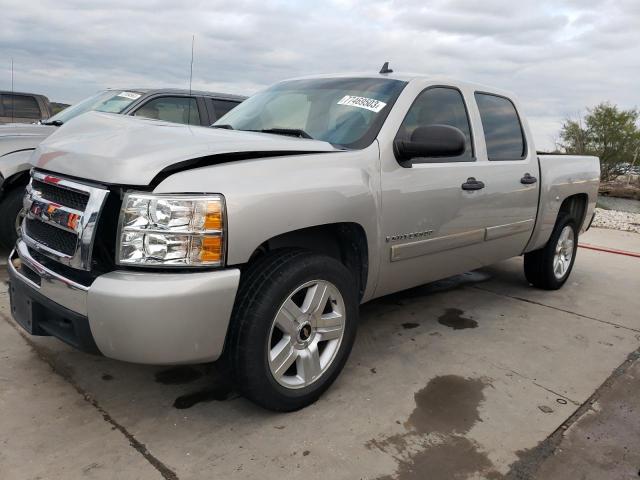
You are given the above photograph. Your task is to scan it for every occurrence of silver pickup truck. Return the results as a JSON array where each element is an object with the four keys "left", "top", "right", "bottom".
[{"left": 8, "top": 72, "right": 599, "bottom": 411}]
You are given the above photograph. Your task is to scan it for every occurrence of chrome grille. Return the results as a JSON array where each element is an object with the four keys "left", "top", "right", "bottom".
[
  {"left": 32, "top": 179, "right": 89, "bottom": 211},
  {"left": 24, "top": 218, "right": 78, "bottom": 256},
  {"left": 21, "top": 170, "right": 109, "bottom": 271}
]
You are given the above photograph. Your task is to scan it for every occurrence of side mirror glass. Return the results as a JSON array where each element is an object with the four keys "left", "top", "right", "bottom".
[{"left": 394, "top": 125, "right": 466, "bottom": 166}]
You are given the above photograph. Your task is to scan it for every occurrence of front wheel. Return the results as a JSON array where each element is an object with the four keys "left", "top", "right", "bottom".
[
  {"left": 226, "top": 249, "right": 358, "bottom": 411},
  {"left": 524, "top": 213, "right": 578, "bottom": 290}
]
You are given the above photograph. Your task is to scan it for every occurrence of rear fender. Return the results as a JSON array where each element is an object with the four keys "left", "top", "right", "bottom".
[{"left": 524, "top": 155, "right": 599, "bottom": 253}]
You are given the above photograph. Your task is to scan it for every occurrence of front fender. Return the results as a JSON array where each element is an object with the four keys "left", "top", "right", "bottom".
[{"left": 154, "top": 144, "right": 382, "bottom": 299}]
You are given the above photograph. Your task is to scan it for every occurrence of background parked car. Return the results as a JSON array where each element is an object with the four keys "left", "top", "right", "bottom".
[
  {"left": 0, "top": 91, "right": 53, "bottom": 124},
  {"left": 0, "top": 88, "right": 246, "bottom": 249}
]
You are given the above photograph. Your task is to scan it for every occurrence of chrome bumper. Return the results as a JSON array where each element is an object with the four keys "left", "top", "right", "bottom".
[
  {"left": 10, "top": 240, "right": 88, "bottom": 314},
  {"left": 10, "top": 240, "right": 241, "bottom": 364}
]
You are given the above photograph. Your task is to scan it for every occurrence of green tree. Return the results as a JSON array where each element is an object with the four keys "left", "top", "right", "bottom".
[{"left": 559, "top": 103, "right": 640, "bottom": 181}]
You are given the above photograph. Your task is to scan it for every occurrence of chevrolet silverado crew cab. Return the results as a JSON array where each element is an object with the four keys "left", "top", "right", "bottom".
[
  {"left": 0, "top": 88, "right": 245, "bottom": 249},
  {"left": 8, "top": 71, "right": 600, "bottom": 411}
]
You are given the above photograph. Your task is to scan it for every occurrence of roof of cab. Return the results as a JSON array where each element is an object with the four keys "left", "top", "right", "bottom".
[
  {"left": 107, "top": 88, "right": 247, "bottom": 102},
  {"left": 283, "top": 72, "right": 516, "bottom": 100},
  {"left": 0, "top": 90, "right": 51, "bottom": 101}
]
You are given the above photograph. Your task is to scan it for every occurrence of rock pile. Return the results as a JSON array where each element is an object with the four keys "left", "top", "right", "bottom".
[{"left": 592, "top": 208, "right": 640, "bottom": 234}]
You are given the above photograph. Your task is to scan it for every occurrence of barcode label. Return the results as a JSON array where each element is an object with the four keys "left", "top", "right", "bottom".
[{"left": 337, "top": 95, "right": 387, "bottom": 113}]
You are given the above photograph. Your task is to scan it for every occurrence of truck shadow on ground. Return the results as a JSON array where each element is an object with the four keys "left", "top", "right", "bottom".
[{"left": 154, "top": 364, "right": 237, "bottom": 409}]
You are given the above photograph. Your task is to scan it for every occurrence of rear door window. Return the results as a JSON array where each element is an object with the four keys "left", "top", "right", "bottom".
[
  {"left": 134, "top": 96, "right": 200, "bottom": 125},
  {"left": 1, "top": 94, "right": 42, "bottom": 119},
  {"left": 475, "top": 93, "right": 526, "bottom": 160}
]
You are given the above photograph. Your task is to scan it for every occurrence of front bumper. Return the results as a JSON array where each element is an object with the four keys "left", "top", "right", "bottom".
[{"left": 8, "top": 240, "right": 240, "bottom": 364}]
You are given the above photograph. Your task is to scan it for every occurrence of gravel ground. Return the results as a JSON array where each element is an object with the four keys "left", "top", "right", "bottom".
[{"left": 592, "top": 207, "right": 640, "bottom": 234}]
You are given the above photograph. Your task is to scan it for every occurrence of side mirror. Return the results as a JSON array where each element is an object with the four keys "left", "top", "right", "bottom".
[{"left": 394, "top": 125, "right": 466, "bottom": 166}]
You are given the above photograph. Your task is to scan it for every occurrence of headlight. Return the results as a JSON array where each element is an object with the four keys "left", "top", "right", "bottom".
[{"left": 117, "top": 193, "right": 225, "bottom": 266}]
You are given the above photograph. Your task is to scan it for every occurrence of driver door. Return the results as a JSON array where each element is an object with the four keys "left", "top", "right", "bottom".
[{"left": 375, "top": 86, "right": 489, "bottom": 297}]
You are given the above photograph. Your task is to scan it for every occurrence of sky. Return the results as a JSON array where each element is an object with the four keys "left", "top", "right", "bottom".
[{"left": 1, "top": 0, "right": 639, "bottom": 149}]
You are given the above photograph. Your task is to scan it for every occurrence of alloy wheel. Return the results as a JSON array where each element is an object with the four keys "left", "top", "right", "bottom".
[
  {"left": 267, "top": 280, "right": 346, "bottom": 389},
  {"left": 553, "top": 225, "right": 574, "bottom": 280}
]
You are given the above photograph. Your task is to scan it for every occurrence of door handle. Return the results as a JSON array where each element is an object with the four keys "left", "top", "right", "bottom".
[
  {"left": 461, "top": 177, "right": 485, "bottom": 191},
  {"left": 520, "top": 173, "right": 537, "bottom": 184}
]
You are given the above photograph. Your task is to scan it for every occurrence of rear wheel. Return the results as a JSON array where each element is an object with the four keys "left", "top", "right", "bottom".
[
  {"left": 524, "top": 213, "right": 578, "bottom": 290},
  {"left": 0, "top": 187, "right": 25, "bottom": 250},
  {"left": 226, "top": 249, "right": 358, "bottom": 411}
]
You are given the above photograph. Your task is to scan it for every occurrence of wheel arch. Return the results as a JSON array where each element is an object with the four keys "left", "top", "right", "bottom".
[
  {"left": 3, "top": 169, "right": 30, "bottom": 189},
  {"left": 525, "top": 192, "right": 591, "bottom": 253},
  {"left": 0, "top": 149, "right": 33, "bottom": 196},
  {"left": 242, "top": 223, "right": 369, "bottom": 301},
  {"left": 558, "top": 193, "right": 589, "bottom": 230}
]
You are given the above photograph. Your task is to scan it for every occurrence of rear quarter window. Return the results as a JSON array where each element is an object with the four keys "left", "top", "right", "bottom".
[
  {"left": 475, "top": 93, "right": 525, "bottom": 160},
  {"left": 212, "top": 99, "right": 240, "bottom": 119}
]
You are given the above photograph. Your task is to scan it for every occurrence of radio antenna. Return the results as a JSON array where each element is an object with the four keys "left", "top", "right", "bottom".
[
  {"left": 379, "top": 61, "right": 393, "bottom": 74},
  {"left": 186, "top": 35, "right": 195, "bottom": 125},
  {"left": 189, "top": 35, "right": 195, "bottom": 95},
  {"left": 187, "top": 35, "right": 196, "bottom": 125},
  {"left": 10, "top": 58, "right": 14, "bottom": 123}
]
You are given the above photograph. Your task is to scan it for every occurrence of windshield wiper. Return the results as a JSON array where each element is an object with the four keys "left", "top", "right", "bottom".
[
  {"left": 42, "top": 120, "right": 63, "bottom": 126},
  {"left": 212, "top": 125, "right": 314, "bottom": 139},
  {"left": 251, "top": 128, "right": 313, "bottom": 139}
]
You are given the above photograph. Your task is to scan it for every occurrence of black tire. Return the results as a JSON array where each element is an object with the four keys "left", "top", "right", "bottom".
[
  {"left": 226, "top": 249, "right": 359, "bottom": 411},
  {"left": 0, "top": 187, "right": 25, "bottom": 250},
  {"left": 524, "top": 213, "right": 578, "bottom": 290}
]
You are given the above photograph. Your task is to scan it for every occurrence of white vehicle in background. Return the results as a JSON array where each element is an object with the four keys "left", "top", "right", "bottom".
[{"left": 0, "top": 88, "right": 245, "bottom": 248}]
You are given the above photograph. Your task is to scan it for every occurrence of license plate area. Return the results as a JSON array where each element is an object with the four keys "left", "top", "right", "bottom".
[{"left": 9, "top": 282, "right": 36, "bottom": 334}]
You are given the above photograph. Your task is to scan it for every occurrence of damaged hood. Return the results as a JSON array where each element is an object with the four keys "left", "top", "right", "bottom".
[{"left": 34, "top": 112, "right": 339, "bottom": 185}]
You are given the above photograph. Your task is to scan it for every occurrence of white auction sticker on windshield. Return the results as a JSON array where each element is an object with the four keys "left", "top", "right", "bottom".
[
  {"left": 117, "top": 91, "right": 141, "bottom": 100},
  {"left": 337, "top": 95, "right": 387, "bottom": 113}
]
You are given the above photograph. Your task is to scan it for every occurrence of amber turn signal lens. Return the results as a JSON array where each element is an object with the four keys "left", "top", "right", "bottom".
[
  {"left": 200, "top": 236, "right": 222, "bottom": 263},
  {"left": 67, "top": 213, "right": 79, "bottom": 230},
  {"left": 204, "top": 202, "right": 223, "bottom": 230}
]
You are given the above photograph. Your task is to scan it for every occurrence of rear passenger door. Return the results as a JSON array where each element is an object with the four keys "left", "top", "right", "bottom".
[
  {"left": 132, "top": 96, "right": 206, "bottom": 126},
  {"left": 469, "top": 92, "right": 539, "bottom": 263}
]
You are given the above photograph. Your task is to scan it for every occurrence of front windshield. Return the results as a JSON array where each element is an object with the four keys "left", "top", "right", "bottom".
[
  {"left": 214, "top": 78, "right": 407, "bottom": 149},
  {"left": 47, "top": 90, "right": 143, "bottom": 124}
]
